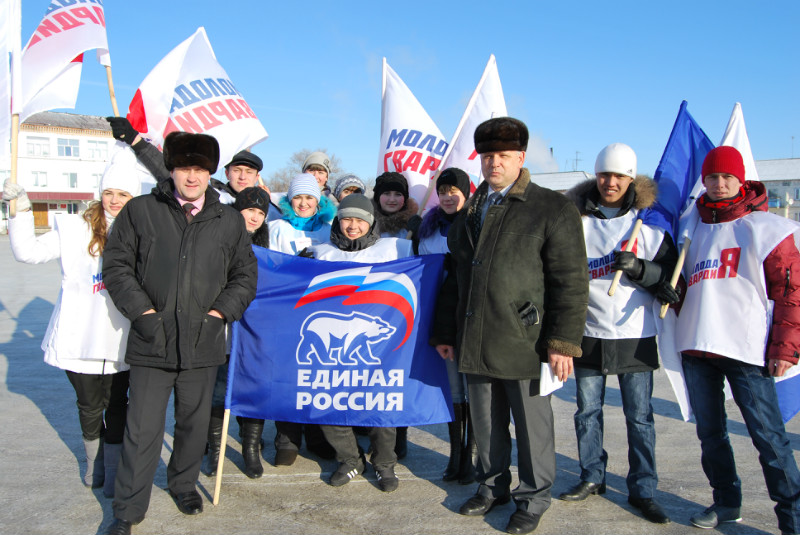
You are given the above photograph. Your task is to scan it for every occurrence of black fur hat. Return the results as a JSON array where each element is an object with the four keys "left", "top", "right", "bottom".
[
  {"left": 473, "top": 117, "right": 528, "bottom": 154},
  {"left": 163, "top": 131, "right": 220, "bottom": 174}
]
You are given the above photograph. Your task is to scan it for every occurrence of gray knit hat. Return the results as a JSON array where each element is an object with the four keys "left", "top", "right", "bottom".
[
  {"left": 333, "top": 174, "right": 366, "bottom": 199},
  {"left": 302, "top": 151, "right": 331, "bottom": 175},
  {"left": 337, "top": 193, "right": 374, "bottom": 226},
  {"left": 287, "top": 173, "right": 321, "bottom": 201}
]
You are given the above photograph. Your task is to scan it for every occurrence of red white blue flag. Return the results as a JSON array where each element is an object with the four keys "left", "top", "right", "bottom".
[{"left": 227, "top": 248, "right": 452, "bottom": 426}]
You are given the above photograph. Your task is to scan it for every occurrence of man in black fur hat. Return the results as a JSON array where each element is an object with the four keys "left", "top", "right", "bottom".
[
  {"left": 432, "top": 117, "right": 589, "bottom": 534},
  {"left": 102, "top": 132, "right": 257, "bottom": 535}
]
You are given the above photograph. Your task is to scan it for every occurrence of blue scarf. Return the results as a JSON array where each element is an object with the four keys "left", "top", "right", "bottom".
[{"left": 278, "top": 195, "right": 336, "bottom": 232}]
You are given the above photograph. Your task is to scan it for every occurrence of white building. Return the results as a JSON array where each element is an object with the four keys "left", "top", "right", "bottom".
[
  {"left": 1, "top": 111, "right": 113, "bottom": 231},
  {"left": 757, "top": 159, "right": 800, "bottom": 222}
]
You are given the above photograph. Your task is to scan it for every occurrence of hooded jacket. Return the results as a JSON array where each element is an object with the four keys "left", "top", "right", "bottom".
[
  {"left": 565, "top": 176, "right": 678, "bottom": 374},
  {"left": 102, "top": 179, "right": 257, "bottom": 370},
  {"left": 431, "top": 169, "right": 589, "bottom": 380}
]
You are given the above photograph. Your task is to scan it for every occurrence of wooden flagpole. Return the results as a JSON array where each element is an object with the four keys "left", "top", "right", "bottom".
[
  {"left": 105, "top": 65, "right": 120, "bottom": 117},
  {"left": 212, "top": 408, "right": 231, "bottom": 505},
  {"left": 659, "top": 239, "right": 690, "bottom": 318},
  {"left": 608, "top": 218, "right": 643, "bottom": 296}
]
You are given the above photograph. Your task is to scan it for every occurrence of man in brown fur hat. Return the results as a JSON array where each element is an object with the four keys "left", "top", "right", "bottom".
[
  {"left": 432, "top": 117, "right": 589, "bottom": 534},
  {"left": 558, "top": 143, "right": 678, "bottom": 525},
  {"left": 102, "top": 132, "right": 257, "bottom": 535}
]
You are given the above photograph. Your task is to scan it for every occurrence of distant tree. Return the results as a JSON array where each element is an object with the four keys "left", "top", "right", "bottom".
[{"left": 267, "top": 148, "right": 343, "bottom": 192}]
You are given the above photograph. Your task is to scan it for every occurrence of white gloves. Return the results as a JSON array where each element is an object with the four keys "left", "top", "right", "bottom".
[{"left": 2, "top": 179, "right": 31, "bottom": 212}]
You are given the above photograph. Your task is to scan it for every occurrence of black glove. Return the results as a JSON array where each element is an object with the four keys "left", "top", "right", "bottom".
[
  {"left": 297, "top": 247, "right": 315, "bottom": 258},
  {"left": 654, "top": 281, "right": 680, "bottom": 305},
  {"left": 406, "top": 214, "right": 422, "bottom": 234},
  {"left": 106, "top": 116, "right": 139, "bottom": 145},
  {"left": 611, "top": 250, "right": 643, "bottom": 280}
]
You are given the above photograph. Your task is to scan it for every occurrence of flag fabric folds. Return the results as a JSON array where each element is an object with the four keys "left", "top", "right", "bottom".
[
  {"left": 0, "top": 0, "right": 21, "bottom": 149},
  {"left": 424, "top": 54, "right": 508, "bottom": 210},
  {"left": 378, "top": 59, "right": 448, "bottom": 207},
  {"left": 127, "top": 27, "right": 268, "bottom": 170},
  {"left": 227, "top": 247, "right": 453, "bottom": 427},
  {"left": 19, "top": 1, "right": 109, "bottom": 123}
]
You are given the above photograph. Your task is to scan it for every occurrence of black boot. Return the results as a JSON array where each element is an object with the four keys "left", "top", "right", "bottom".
[
  {"left": 443, "top": 403, "right": 464, "bottom": 481},
  {"left": 458, "top": 404, "right": 477, "bottom": 485},
  {"left": 395, "top": 426, "right": 408, "bottom": 460},
  {"left": 203, "top": 406, "right": 225, "bottom": 476},
  {"left": 240, "top": 418, "right": 265, "bottom": 479}
]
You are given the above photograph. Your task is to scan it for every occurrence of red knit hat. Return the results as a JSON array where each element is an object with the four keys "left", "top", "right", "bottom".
[{"left": 702, "top": 146, "right": 745, "bottom": 184}]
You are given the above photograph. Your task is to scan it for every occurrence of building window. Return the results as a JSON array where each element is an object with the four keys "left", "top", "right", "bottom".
[
  {"left": 67, "top": 203, "right": 79, "bottom": 214},
  {"left": 27, "top": 136, "right": 50, "bottom": 157},
  {"left": 86, "top": 140, "right": 108, "bottom": 160},
  {"left": 92, "top": 173, "right": 102, "bottom": 188},
  {"left": 32, "top": 171, "right": 47, "bottom": 186},
  {"left": 57, "top": 138, "right": 80, "bottom": 158},
  {"left": 64, "top": 172, "right": 78, "bottom": 188},
  {"left": 795, "top": 188, "right": 800, "bottom": 201}
]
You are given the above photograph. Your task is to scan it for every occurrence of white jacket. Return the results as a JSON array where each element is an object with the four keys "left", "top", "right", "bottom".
[
  {"left": 312, "top": 238, "right": 413, "bottom": 263},
  {"left": 268, "top": 219, "right": 331, "bottom": 255},
  {"left": 9, "top": 211, "right": 130, "bottom": 374}
]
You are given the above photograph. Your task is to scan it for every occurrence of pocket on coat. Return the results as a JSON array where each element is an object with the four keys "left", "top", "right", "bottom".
[
  {"left": 510, "top": 301, "right": 540, "bottom": 337},
  {"left": 195, "top": 314, "right": 226, "bottom": 356},
  {"left": 128, "top": 312, "right": 167, "bottom": 359}
]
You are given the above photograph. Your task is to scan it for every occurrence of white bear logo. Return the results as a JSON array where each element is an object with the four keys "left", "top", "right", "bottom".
[{"left": 296, "top": 311, "right": 396, "bottom": 366}]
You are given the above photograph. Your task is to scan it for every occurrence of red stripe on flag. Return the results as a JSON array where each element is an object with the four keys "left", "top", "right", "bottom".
[{"left": 127, "top": 89, "right": 149, "bottom": 134}]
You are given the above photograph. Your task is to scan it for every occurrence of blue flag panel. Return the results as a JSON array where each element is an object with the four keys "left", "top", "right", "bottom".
[{"left": 227, "top": 247, "right": 453, "bottom": 427}]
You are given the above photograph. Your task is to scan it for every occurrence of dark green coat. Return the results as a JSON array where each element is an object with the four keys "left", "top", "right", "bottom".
[{"left": 431, "top": 169, "right": 589, "bottom": 380}]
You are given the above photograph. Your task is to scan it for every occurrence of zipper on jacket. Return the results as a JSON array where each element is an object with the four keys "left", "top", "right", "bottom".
[
  {"left": 784, "top": 268, "right": 791, "bottom": 298},
  {"left": 711, "top": 209, "right": 717, "bottom": 224}
]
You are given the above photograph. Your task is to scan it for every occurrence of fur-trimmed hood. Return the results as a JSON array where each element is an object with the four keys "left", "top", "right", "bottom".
[
  {"left": 565, "top": 175, "right": 657, "bottom": 218},
  {"left": 372, "top": 196, "right": 420, "bottom": 236}
]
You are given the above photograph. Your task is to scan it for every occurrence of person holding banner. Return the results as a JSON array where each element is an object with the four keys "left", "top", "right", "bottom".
[
  {"left": 102, "top": 132, "right": 257, "bottom": 535},
  {"left": 559, "top": 144, "right": 678, "bottom": 524},
  {"left": 372, "top": 172, "right": 421, "bottom": 240},
  {"left": 417, "top": 167, "right": 476, "bottom": 484},
  {"left": 307, "top": 193, "right": 413, "bottom": 492},
  {"left": 677, "top": 146, "right": 800, "bottom": 534},
  {"left": 433, "top": 117, "right": 588, "bottom": 535},
  {"left": 2, "top": 149, "right": 144, "bottom": 499}
]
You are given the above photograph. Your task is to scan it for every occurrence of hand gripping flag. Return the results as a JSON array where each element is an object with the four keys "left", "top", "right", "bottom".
[
  {"left": 227, "top": 248, "right": 453, "bottom": 427},
  {"left": 127, "top": 27, "right": 268, "bottom": 171},
  {"left": 422, "top": 55, "right": 508, "bottom": 211},
  {"left": 19, "top": 0, "right": 110, "bottom": 123},
  {"left": 378, "top": 59, "right": 448, "bottom": 208}
]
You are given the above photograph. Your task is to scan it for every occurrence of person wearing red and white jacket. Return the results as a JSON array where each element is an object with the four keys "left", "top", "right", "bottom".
[{"left": 678, "top": 146, "right": 800, "bottom": 534}]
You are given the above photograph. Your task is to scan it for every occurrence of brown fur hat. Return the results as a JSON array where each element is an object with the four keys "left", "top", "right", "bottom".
[
  {"left": 474, "top": 117, "right": 528, "bottom": 154},
  {"left": 163, "top": 131, "right": 220, "bottom": 174}
]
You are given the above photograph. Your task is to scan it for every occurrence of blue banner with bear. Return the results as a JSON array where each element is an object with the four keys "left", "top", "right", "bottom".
[{"left": 227, "top": 247, "right": 453, "bottom": 426}]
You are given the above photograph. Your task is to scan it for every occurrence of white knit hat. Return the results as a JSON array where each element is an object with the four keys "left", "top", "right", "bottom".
[
  {"left": 100, "top": 143, "right": 148, "bottom": 197},
  {"left": 287, "top": 173, "right": 321, "bottom": 201}
]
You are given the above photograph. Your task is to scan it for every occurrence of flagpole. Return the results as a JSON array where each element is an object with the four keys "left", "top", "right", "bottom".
[
  {"left": 9, "top": 114, "right": 19, "bottom": 217},
  {"left": 105, "top": 65, "right": 120, "bottom": 117},
  {"left": 608, "top": 218, "right": 642, "bottom": 296},
  {"left": 212, "top": 408, "right": 231, "bottom": 505},
  {"left": 659, "top": 239, "right": 689, "bottom": 318}
]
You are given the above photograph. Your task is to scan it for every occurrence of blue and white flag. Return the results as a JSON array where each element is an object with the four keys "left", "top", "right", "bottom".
[{"left": 227, "top": 247, "right": 452, "bottom": 426}]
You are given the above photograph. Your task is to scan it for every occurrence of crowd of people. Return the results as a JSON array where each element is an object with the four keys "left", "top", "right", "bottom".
[{"left": 3, "top": 116, "right": 799, "bottom": 535}]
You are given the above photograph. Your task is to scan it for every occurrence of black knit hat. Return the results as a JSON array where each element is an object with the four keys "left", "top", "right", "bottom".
[
  {"left": 233, "top": 187, "right": 270, "bottom": 212},
  {"left": 473, "top": 117, "right": 528, "bottom": 154},
  {"left": 226, "top": 150, "right": 263, "bottom": 172},
  {"left": 163, "top": 131, "right": 220, "bottom": 174},
  {"left": 373, "top": 171, "right": 409, "bottom": 201},
  {"left": 436, "top": 167, "right": 471, "bottom": 200}
]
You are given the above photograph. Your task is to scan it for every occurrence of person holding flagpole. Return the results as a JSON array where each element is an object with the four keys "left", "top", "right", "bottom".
[
  {"left": 559, "top": 144, "right": 678, "bottom": 524},
  {"left": 2, "top": 149, "right": 145, "bottom": 499},
  {"left": 677, "top": 146, "right": 800, "bottom": 534}
]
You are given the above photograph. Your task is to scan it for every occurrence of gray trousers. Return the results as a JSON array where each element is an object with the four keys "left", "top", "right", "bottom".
[
  {"left": 321, "top": 425, "right": 397, "bottom": 472},
  {"left": 467, "top": 374, "right": 554, "bottom": 515},
  {"left": 113, "top": 366, "right": 216, "bottom": 522}
]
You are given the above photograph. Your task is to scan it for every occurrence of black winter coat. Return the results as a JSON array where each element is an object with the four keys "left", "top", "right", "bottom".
[
  {"left": 431, "top": 169, "right": 589, "bottom": 380},
  {"left": 102, "top": 180, "right": 257, "bottom": 370}
]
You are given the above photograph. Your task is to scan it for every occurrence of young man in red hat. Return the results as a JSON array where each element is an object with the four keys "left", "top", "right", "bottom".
[{"left": 678, "top": 146, "right": 800, "bottom": 534}]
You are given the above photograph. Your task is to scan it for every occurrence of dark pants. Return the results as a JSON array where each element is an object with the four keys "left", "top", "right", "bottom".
[
  {"left": 573, "top": 368, "right": 657, "bottom": 498},
  {"left": 682, "top": 354, "right": 800, "bottom": 534},
  {"left": 66, "top": 370, "right": 129, "bottom": 443},
  {"left": 113, "top": 366, "right": 216, "bottom": 522},
  {"left": 467, "top": 374, "right": 554, "bottom": 516},
  {"left": 321, "top": 425, "right": 396, "bottom": 472}
]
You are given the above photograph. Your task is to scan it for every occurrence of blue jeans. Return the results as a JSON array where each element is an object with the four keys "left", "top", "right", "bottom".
[
  {"left": 682, "top": 355, "right": 800, "bottom": 534},
  {"left": 574, "top": 367, "right": 657, "bottom": 499}
]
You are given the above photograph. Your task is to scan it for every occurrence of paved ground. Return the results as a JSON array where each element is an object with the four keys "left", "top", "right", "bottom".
[{"left": 1, "top": 232, "right": 799, "bottom": 535}]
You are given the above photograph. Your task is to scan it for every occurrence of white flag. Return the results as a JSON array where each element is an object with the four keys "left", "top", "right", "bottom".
[
  {"left": 127, "top": 27, "right": 268, "bottom": 172},
  {"left": 0, "top": 0, "right": 21, "bottom": 150},
  {"left": 19, "top": 1, "right": 110, "bottom": 123},
  {"left": 719, "top": 102, "right": 759, "bottom": 182},
  {"left": 429, "top": 55, "right": 507, "bottom": 210},
  {"left": 378, "top": 59, "right": 447, "bottom": 207}
]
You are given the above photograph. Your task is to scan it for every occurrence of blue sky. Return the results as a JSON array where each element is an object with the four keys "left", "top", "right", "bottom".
[{"left": 21, "top": 1, "right": 800, "bottom": 183}]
